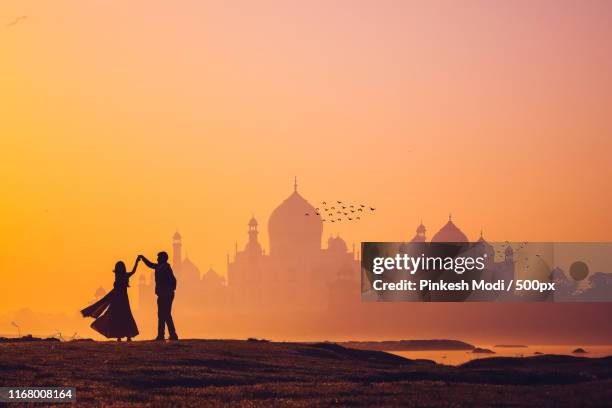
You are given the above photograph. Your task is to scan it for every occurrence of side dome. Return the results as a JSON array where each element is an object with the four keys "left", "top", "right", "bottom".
[
  {"left": 268, "top": 188, "right": 322, "bottom": 257},
  {"left": 327, "top": 235, "right": 347, "bottom": 253},
  {"left": 181, "top": 257, "right": 201, "bottom": 280},
  {"left": 202, "top": 267, "right": 225, "bottom": 287},
  {"left": 431, "top": 215, "right": 469, "bottom": 243}
]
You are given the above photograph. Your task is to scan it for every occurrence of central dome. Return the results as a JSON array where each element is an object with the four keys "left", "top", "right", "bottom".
[{"left": 268, "top": 188, "right": 322, "bottom": 257}]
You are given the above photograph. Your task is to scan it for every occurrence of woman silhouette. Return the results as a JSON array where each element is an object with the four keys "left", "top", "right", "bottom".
[{"left": 81, "top": 258, "right": 140, "bottom": 341}]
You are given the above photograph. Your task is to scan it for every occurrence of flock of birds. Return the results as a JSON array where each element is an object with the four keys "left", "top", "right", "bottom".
[
  {"left": 497, "top": 241, "right": 529, "bottom": 255},
  {"left": 304, "top": 200, "right": 376, "bottom": 223}
]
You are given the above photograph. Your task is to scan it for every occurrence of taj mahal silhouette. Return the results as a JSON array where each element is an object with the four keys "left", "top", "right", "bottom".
[{"left": 129, "top": 179, "right": 515, "bottom": 332}]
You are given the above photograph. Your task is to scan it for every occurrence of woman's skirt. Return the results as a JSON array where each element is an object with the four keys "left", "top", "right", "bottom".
[{"left": 81, "top": 288, "right": 139, "bottom": 339}]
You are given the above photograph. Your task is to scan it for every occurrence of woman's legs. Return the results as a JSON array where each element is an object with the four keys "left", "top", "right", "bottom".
[{"left": 117, "top": 337, "right": 122, "bottom": 342}]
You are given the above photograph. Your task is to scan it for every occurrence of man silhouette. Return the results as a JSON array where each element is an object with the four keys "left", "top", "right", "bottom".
[{"left": 139, "top": 252, "right": 178, "bottom": 341}]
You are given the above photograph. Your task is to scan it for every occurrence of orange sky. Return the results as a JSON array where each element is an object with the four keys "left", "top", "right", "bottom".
[{"left": 1, "top": 0, "right": 612, "bottom": 314}]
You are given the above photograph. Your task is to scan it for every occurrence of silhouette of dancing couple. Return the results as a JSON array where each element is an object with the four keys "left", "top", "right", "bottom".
[{"left": 81, "top": 252, "right": 178, "bottom": 342}]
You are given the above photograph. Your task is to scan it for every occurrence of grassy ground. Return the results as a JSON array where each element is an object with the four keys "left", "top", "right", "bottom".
[{"left": 1, "top": 339, "right": 611, "bottom": 407}]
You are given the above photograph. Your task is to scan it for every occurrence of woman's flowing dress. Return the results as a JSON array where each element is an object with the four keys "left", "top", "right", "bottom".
[{"left": 81, "top": 273, "right": 139, "bottom": 339}]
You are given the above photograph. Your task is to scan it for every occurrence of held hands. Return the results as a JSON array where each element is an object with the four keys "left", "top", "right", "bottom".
[{"left": 137, "top": 254, "right": 155, "bottom": 269}]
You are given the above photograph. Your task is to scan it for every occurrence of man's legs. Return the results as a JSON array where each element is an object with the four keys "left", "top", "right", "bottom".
[
  {"left": 166, "top": 293, "right": 178, "bottom": 340},
  {"left": 156, "top": 296, "right": 167, "bottom": 339}
]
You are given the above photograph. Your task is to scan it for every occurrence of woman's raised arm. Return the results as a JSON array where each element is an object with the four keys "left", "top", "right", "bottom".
[{"left": 128, "top": 257, "right": 140, "bottom": 276}]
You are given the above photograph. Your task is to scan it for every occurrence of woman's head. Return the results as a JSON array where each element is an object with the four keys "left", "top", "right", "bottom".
[{"left": 114, "top": 261, "right": 127, "bottom": 275}]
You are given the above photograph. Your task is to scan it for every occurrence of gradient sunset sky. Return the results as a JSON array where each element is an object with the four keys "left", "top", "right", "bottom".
[{"left": 2, "top": 0, "right": 611, "bottom": 313}]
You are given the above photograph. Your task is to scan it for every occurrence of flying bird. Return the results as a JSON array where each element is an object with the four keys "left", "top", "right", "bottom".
[
  {"left": 370, "top": 207, "right": 376, "bottom": 211},
  {"left": 305, "top": 213, "right": 309, "bottom": 216},
  {"left": 337, "top": 201, "right": 342, "bottom": 204},
  {"left": 322, "top": 201, "right": 326, "bottom": 205},
  {"left": 6, "top": 15, "right": 27, "bottom": 28},
  {"left": 357, "top": 208, "right": 363, "bottom": 212}
]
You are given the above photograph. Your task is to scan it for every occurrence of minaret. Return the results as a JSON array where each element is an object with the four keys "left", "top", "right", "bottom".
[
  {"left": 411, "top": 220, "right": 427, "bottom": 242},
  {"left": 294, "top": 176, "right": 298, "bottom": 192},
  {"left": 138, "top": 274, "right": 148, "bottom": 312},
  {"left": 504, "top": 245, "right": 514, "bottom": 264},
  {"left": 172, "top": 231, "right": 182, "bottom": 273},
  {"left": 246, "top": 216, "right": 263, "bottom": 255},
  {"left": 248, "top": 216, "right": 259, "bottom": 244}
]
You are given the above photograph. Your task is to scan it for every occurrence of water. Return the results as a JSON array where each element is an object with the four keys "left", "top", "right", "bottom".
[{"left": 389, "top": 345, "right": 612, "bottom": 366}]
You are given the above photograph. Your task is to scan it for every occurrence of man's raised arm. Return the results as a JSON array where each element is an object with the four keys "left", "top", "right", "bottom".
[{"left": 139, "top": 255, "right": 157, "bottom": 269}]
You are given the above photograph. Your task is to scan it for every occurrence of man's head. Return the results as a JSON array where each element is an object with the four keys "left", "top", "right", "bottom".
[{"left": 157, "top": 251, "right": 169, "bottom": 264}]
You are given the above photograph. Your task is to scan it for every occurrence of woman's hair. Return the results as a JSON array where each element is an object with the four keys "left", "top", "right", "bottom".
[{"left": 114, "top": 261, "right": 127, "bottom": 275}]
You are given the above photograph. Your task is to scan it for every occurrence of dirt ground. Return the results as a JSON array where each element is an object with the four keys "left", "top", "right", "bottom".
[{"left": 1, "top": 339, "right": 611, "bottom": 407}]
